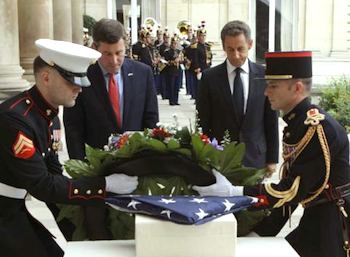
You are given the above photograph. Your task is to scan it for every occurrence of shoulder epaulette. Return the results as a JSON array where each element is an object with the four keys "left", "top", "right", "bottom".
[
  {"left": 142, "top": 43, "right": 146, "bottom": 48},
  {"left": 190, "top": 43, "right": 197, "bottom": 49},
  {"left": 304, "top": 108, "right": 325, "bottom": 126},
  {"left": 8, "top": 96, "right": 33, "bottom": 117}
]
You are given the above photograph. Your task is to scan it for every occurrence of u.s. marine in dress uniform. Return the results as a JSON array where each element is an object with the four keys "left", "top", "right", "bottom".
[
  {"left": 0, "top": 39, "right": 138, "bottom": 257},
  {"left": 194, "top": 51, "right": 350, "bottom": 257}
]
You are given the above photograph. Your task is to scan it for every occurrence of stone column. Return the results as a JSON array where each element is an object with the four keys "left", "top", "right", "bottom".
[
  {"left": 53, "top": 0, "right": 72, "bottom": 41},
  {"left": 304, "top": 0, "right": 332, "bottom": 56},
  {"left": 227, "top": 0, "right": 249, "bottom": 22},
  {"left": 71, "top": 0, "right": 84, "bottom": 44},
  {"left": 329, "top": 0, "right": 349, "bottom": 57},
  {"left": 141, "top": 0, "right": 159, "bottom": 24},
  {"left": 18, "top": 0, "right": 54, "bottom": 82},
  {"left": 0, "top": 0, "right": 29, "bottom": 101}
]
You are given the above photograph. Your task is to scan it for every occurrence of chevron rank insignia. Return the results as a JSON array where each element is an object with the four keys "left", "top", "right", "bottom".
[
  {"left": 12, "top": 131, "right": 36, "bottom": 159},
  {"left": 304, "top": 108, "right": 325, "bottom": 126}
]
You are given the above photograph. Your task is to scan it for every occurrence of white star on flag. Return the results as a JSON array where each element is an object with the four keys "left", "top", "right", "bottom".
[
  {"left": 127, "top": 200, "right": 141, "bottom": 209},
  {"left": 190, "top": 198, "right": 208, "bottom": 204},
  {"left": 222, "top": 199, "right": 235, "bottom": 211},
  {"left": 160, "top": 209, "right": 172, "bottom": 219},
  {"left": 195, "top": 208, "right": 209, "bottom": 220},
  {"left": 159, "top": 198, "right": 176, "bottom": 204}
]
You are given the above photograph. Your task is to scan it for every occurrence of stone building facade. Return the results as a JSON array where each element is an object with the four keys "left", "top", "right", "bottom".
[{"left": 0, "top": 0, "right": 349, "bottom": 101}]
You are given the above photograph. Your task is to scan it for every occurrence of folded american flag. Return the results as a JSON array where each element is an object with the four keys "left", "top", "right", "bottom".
[{"left": 106, "top": 195, "right": 257, "bottom": 225}]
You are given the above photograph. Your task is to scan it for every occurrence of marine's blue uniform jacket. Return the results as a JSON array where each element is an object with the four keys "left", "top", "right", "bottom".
[{"left": 0, "top": 86, "right": 106, "bottom": 257}]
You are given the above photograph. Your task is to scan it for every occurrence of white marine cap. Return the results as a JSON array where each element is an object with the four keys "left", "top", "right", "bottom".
[{"left": 35, "top": 38, "right": 101, "bottom": 87}]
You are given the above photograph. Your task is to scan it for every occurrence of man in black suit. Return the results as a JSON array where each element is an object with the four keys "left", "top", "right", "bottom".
[
  {"left": 196, "top": 20, "right": 279, "bottom": 173},
  {"left": 63, "top": 19, "right": 159, "bottom": 239}
]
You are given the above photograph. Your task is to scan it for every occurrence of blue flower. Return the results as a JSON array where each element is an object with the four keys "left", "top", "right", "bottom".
[{"left": 210, "top": 138, "right": 223, "bottom": 151}]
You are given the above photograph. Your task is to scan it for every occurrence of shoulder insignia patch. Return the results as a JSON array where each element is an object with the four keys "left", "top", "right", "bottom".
[
  {"left": 12, "top": 131, "right": 36, "bottom": 159},
  {"left": 304, "top": 108, "right": 325, "bottom": 126}
]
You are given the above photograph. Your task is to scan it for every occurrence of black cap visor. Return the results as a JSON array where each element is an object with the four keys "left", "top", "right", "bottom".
[{"left": 53, "top": 63, "right": 91, "bottom": 87}]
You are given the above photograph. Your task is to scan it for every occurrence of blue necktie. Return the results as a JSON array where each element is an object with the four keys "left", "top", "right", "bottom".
[{"left": 233, "top": 67, "right": 244, "bottom": 122}]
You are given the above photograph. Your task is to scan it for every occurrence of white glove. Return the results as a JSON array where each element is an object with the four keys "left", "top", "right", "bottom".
[
  {"left": 105, "top": 174, "right": 138, "bottom": 194},
  {"left": 192, "top": 170, "right": 243, "bottom": 196}
]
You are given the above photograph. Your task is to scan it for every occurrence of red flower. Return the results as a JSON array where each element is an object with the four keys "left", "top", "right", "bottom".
[
  {"left": 151, "top": 127, "right": 172, "bottom": 140},
  {"left": 200, "top": 133, "right": 210, "bottom": 144},
  {"left": 116, "top": 134, "right": 129, "bottom": 149}
]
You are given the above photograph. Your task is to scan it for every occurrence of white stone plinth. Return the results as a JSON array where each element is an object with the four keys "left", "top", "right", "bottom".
[{"left": 135, "top": 214, "right": 236, "bottom": 257}]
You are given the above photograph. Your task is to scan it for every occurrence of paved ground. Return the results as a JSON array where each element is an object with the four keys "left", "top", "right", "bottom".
[{"left": 26, "top": 87, "right": 303, "bottom": 248}]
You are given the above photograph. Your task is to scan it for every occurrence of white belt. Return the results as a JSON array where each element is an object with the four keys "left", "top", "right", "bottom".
[{"left": 0, "top": 182, "right": 27, "bottom": 199}]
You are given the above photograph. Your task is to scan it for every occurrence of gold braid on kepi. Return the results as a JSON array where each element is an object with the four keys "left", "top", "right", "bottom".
[{"left": 300, "top": 109, "right": 330, "bottom": 206}]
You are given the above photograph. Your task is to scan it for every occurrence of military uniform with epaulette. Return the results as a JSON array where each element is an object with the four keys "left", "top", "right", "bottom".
[
  {"left": 247, "top": 98, "right": 350, "bottom": 257},
  {"left": 184, "top": 41, "right": 198, "bottom": 99},
  {"left": 164, "top": 45, "right": 181, "bottom": 105},
  {"left": 0, "top": 39, "right": 109, "bottom": 257},
  {"left": 243, "top": 52, "right": 350, "bottom": 257},
  {"left": 139, "top": 43, "right": 154, "bottom": 68},
  {"left": 191, "top": 28, "right": 211, "bottom": 100},
  {"left": 193, "top": 51, "right": 350, "bottom": 257},
  {"left": 157, "top": 42, "right": 169, "bottom": 99},
  {"left": 0, "top": 86, "right": 107, "bottom": 257}
]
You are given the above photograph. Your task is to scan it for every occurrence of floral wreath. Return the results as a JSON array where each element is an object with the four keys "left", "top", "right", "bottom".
[{"left": 58, "top": 115, "right": 267, "bottom": 240}]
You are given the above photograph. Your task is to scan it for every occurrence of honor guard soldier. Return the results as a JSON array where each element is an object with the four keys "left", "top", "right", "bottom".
[
  {"left": 184, "top": 36, "right": 198, "bottom": 99},
  {"left": 0, "top": 39, "right": 138, "bottom": 257},
  {"left": 139, "top": 30, "right": 155, "bottom": 69},
  {"left": 194, "top": 51, "right": 350, "bottom": 257},
  {"left": 159, "top": 29, "right": 170, "bottom": 56},
  {"left": 164, "top": 36, "right": 181, "bottom": 105},
  {"left": 154, "top": 28, "right": 163, "bottom": 46},
  {"left": 191, "top": 27, "right": 212, "bottom": 99},
  {"left": 158, "top": 30, "right": 171, "bottom": 99},
  {"left": 131, "top": 29, "right": 145, "bottom": 60}
]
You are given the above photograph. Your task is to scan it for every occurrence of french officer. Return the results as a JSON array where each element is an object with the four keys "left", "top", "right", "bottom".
[{"left": 193, "top": 51, "right": 350, "bottom": 257}]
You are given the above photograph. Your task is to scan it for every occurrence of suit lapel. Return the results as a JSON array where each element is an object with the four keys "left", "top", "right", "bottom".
[
  {"left": 218, "top": 62, "right": 235, "bottom": 112},
  {"left": 121, "top": 59, "right": 133, "bottom": 129}
]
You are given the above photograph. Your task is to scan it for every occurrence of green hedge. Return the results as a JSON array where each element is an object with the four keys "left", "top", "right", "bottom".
[{"left": 319, "top": 76, "right": 350, "bottom": 133}]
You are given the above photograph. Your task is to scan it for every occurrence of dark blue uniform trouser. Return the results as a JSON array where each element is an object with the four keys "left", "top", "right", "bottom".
[
  {"left": 166, "top": 73, "right": 180, "bottom": 105},
  {"left": 185, "top": 70, "right": 192, "bottom": 95},
  {"left": 159, "top": 72, "right": 167, "bottom": 99}
]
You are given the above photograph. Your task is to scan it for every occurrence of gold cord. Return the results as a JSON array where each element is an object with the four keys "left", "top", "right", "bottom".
[{"left": 300, "top": 125, "right": 331, "bottom": 206}]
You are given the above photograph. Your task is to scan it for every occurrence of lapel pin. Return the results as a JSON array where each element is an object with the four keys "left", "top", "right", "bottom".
[{"left": 128, "top": 73, "right": 133, "bottom": 76}]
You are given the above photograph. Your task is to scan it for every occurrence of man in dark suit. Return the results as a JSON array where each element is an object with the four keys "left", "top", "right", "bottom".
[
  {"left": 64, "top": 19, "right": 159, "bottom": 161},
  {"left": 196, "top": 20, "right": 279, "bottom": 173},
  {"left": 63, "top": 19, "right": 158, "bottom": 239}
]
